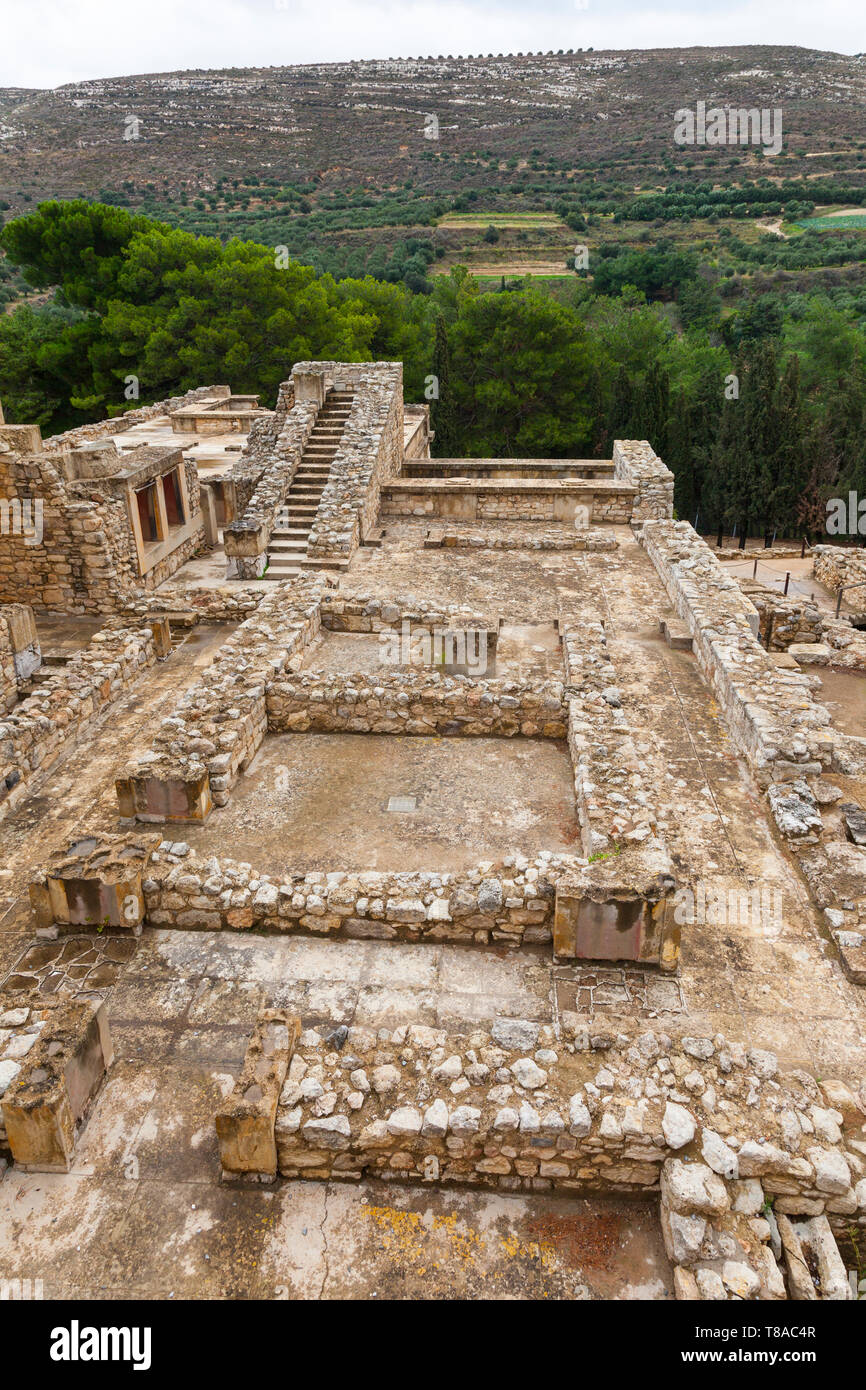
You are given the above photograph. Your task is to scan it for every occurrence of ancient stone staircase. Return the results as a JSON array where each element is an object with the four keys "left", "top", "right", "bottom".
[{"left": 265, "top": 389, "right": 354, "bottom": 576}]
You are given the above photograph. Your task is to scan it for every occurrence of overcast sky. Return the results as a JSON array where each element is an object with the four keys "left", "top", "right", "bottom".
[{"left": 2, "top": 0, "right": 863, "bottom": 89}]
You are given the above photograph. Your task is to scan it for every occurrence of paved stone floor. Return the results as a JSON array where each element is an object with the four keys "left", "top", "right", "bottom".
[
  {"left": 1, "top": 519, "right": 864, "bottom": 1298},
  {"left": 182, "top": 731, "right": 579, "bottom": 873},
  {"left": 0, "top": 928, "right": 673, "bottom": 1299}
]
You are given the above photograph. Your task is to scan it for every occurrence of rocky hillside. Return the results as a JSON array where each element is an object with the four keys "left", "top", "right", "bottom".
[{"left": 1, "top": 47, "right": 866, "bottom": 209}]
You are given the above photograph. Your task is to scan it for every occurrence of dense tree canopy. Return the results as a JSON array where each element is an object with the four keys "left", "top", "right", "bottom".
[{"left": 2, "top": 200, "right": 866, "bottom": 538}]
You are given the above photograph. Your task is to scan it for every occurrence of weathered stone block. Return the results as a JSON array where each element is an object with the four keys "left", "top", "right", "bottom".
[
  {"left": 29, "top": 832, "right": 158, "bottom": 932},
  {"left": 216, "top": 1011, "right": 298, "bottom": 1179}
]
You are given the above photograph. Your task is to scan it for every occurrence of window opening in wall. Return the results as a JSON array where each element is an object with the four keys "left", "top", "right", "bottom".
[
  {"left": 136, "top": 482, "right": 162, "bottom": 544},
  {"left": 162, "top": 468, "right": 186, "bottom": 528}
]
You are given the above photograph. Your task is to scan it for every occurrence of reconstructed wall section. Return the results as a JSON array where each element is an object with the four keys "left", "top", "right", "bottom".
[
  {"left": 0, "top": 441, "right": 132, "bottom": 613},
  {"left": 223, "top": 393, "right": 319, "bottom": 577},
  {"left": 0, "top": 386, "right": 226, "bottom": 614},
  {"left": 381, "top": 479, "right": 636, "bottom": 525}
]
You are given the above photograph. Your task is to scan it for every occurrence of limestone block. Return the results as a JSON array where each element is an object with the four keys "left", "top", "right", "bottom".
[
  {"left": 216, "top": 1011, "right": 298, "bottom": 1178},
  {"left": 1, "top": 999, "right": 113, "bottom": 1172},
  {"left": 116, "top": 769, "right": 212, "bottom": 822}
]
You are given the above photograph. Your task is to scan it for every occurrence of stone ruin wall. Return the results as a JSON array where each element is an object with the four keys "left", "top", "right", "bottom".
[
  {"left": 144, "top": 843, "right": 568, "bottom": 944},
  {"left": 118, "top": 584, "right": 508, "bottom": 819},
  {"left": 217, "top": 1007, "right": 866, "bottom": 1300},
  {"left": 612, "top": 440, "right": 675, "bottom": 521},
  {"left": 0, "top": 620, "right": 157, "bottom": 820},
  {"left": 562, "top": 619, "right": 660, "bottom": 856},
  {"left": 266, "top": 669, "right": 567, "bottom": 738},
  {"left": 117, "top": 578, "right": 330, "bottom": 820},
  {"left": 110, "top": 579, "right": 681, "bottom": 970},
  {"left": 738, "top": 577, "right": 866, "bottom": 668},
  {"left": 639, "top": 520, "right": 835, "bottom": 788},
  {"left": 120, "top": 583, "right": 267, "bottom": 627},
  {"left": 813, "top": 544, "right": 866, "bottom": 610},
  {"left": 640, "top": 520, "right": 866, "bottom": 988}
]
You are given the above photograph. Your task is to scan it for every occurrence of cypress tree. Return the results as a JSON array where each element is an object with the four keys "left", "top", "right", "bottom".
[{"left": 430, "top": 312, "right": 459, "bottom": 457}]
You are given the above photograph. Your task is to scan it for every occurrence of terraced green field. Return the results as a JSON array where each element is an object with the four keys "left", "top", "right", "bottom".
[{"left": 795, "top": 212, "right": 866, "bottom": 230}]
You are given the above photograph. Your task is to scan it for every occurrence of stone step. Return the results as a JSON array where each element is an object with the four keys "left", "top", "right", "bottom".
[
  {"left": 261, "top": 565, "right": 303, "bottom": 579},
  {"left": 262, "top": 555, "right": 350, "bottom": 576},
  {"left": 659, "top": 617, "right": 693, "bottom": 652},
  {"left": 295, "top": 556, "right": 351, "bottom": 571}
]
